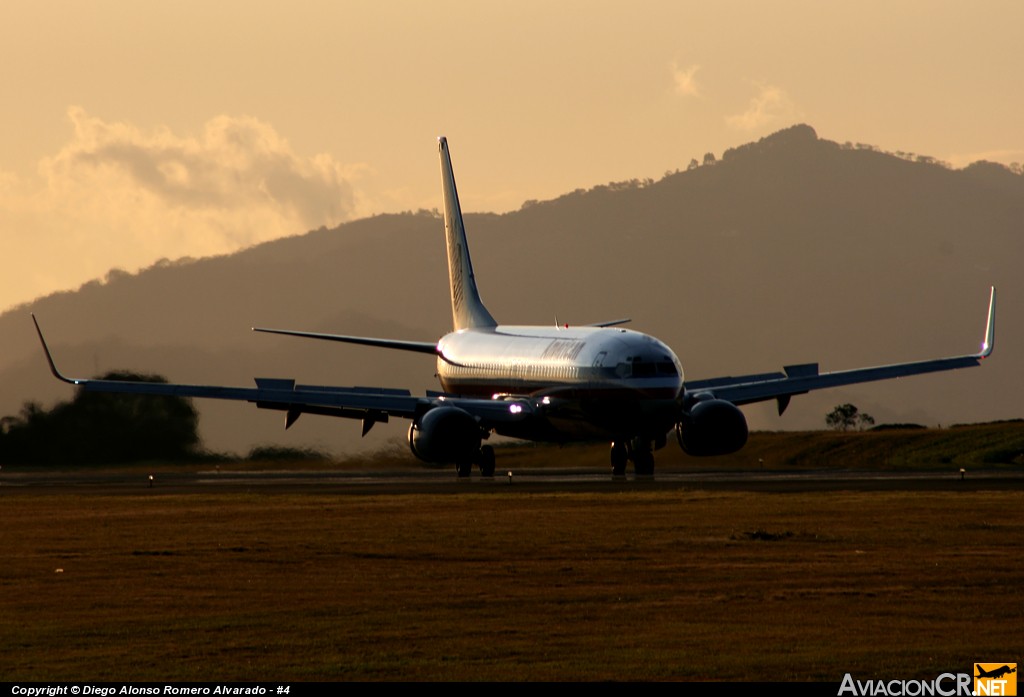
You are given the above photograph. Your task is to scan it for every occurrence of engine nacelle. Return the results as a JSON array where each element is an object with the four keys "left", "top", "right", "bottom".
[
  {"left": 407, "top": 406, "right": 482, "bottom": 464},
  {"left": 676, "top": 399, "right": 748, "bottom": 456}
]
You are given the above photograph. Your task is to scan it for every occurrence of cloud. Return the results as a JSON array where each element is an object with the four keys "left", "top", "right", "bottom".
[
  {"left": 671, "top": 62, "right": 701, "bottom": 97},
  {"left": 43, "top": 107, "right": 359, "bottom": 239},
  {"left": 725, "top": 83, "right": 800, "bottom": 131},
  {"left": 0, "top": 108, "right": 364, "bottom": 310}
]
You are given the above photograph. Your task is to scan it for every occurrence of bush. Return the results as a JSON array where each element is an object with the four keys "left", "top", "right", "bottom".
[{"left": 0, "top": 371, "right": 200, "bottom": 464}]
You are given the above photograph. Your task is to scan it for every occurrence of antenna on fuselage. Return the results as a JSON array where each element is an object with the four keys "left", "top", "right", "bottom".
[{"left": 438, "top": 137, "right": 498, "bottom": 332}]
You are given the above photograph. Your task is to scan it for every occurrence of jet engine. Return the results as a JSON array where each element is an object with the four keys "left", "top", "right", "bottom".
[
  {"left": 407, "top": 406, "right": 482, "bottom": 464},
  {"left": 675, "top": 398, "right": 748, "bottom": 456}
]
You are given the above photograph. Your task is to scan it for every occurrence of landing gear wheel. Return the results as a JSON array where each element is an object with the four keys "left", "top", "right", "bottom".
[
  {"left": 610, "top": 441, "right": 628, "bottom": 476},
  {"left": 633, "top": 450, "right": 655, "bottom": 476},
  {"left": 631, "top": 438, "right": 655, "bottom": 476},
  {"left": 455, "top": 461, "right": 473, "bottom": 478},
  {"left": 478, "top": 445, "right": 496, "bottom": 477}
]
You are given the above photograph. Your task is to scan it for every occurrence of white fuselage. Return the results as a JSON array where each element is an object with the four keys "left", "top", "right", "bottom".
[{"left": 435, "top": 325, "right": 684, "bottom": 441}]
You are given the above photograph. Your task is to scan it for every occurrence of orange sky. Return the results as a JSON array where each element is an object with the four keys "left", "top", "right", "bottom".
[{"left": 2, "top": 0, "right": 1022, "bottom": 312}]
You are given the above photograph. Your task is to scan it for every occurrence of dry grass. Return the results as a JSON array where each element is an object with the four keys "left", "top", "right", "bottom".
[
  {"left": 1, "top": 486, "right": 1021, "bottom": 681},
  {"left": 333, "top": 420, "right": 1024, "bottom": 473}
]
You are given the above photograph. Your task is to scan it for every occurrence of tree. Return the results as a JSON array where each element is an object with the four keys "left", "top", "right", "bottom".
[
  {"left": 0, "top": 371, "right": 200, "bottom": 464},
  {"left": 826, "top": 403, "right": 876, "bottom": 432}
]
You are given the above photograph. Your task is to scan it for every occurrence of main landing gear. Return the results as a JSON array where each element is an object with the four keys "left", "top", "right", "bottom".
[
  {"left": 456, "top": 444, "right": 495, "bottom": 478},
  {"left": 610, "top": 438, "right": 655, "bottom": 476}
]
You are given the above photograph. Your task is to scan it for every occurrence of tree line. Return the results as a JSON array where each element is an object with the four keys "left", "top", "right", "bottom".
[{"left": 0, "top": 371, "right": 200, "bottom": 464}]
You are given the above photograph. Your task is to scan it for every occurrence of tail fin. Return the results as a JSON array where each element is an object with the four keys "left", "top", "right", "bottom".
[{"left": 438, "top": 137, "right": 497, "bottom": 331}]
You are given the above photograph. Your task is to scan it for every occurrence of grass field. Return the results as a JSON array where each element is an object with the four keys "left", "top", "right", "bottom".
[
  {"left": 293, "top": 420, "right": 1024, "bottom": 473},
  {"left": 2, "top": 423, "right": 1021, "bottom": 681},
  {"left": 2, "top": 483, "right": 1021, "bottom": 681}
]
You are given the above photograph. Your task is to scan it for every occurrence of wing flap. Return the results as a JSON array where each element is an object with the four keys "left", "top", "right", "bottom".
[{"left": 73, "top": 374, "right": 423, "bottom": 417}]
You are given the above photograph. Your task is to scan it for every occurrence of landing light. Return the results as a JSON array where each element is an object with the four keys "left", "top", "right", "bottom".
[{"left": 509, "top": 403, "right": 523, "bottom": 415}]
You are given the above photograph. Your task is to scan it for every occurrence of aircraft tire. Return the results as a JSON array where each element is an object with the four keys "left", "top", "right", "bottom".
[
  {"left": 478, "top": 445, "right": 496, "bottom": 477},
  {"left": 632, "top": 439, "right": 655, "bottom": 476},
  {"left": 633, "top": 453, "right": 655, "bottom": 476},
  {"left": 456, "top": 461, "right": 473, "bottom": 478},
  {"left": 610, "top": 441, "right": 628, "bottom": 476}
]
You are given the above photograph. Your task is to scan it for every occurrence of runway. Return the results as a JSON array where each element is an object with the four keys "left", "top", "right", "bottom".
[{"left": 3, "top": 466, "right": 1022, "bottom": 495}]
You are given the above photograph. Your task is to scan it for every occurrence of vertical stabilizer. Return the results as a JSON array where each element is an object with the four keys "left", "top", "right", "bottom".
[{"left": 438, "top": 137, "right": 498, "bottom": 331}]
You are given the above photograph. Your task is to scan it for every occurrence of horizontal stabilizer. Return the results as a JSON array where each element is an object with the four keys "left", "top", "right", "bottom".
[
  {"left": 253, "top": 327, "right": 439, "bottom": 355},
  {"left": 586, "top": 318, "right": 631, "bottom": 328}
]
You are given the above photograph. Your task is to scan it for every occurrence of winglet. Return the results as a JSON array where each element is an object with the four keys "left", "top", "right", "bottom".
[
  {"left": 978, "top": 286, "right": 996, "bottom": 359},
  {"left": 31, "top": 314, "right": 81, "bottom": 385}
]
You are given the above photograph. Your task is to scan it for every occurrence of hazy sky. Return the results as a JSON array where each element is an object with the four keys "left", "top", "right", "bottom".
[{"left": 2, "top": 1, "right": 1022, "bottom": 312}]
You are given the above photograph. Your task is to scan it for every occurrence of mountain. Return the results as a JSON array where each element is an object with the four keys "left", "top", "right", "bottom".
[{"left": 2, "top": 125, "right": 1020, "bottom": 457}]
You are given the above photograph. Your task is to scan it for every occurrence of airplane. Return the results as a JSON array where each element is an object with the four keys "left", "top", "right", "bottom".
[
  {"left": 33, "top": 137, "right": 996, "bottom": 477},
  {"left": 976, "top": 666, "right": 1016, "bottom": 679}
]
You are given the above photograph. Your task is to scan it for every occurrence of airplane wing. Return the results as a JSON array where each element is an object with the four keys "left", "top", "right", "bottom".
[
  {"left": 31, "top": 316, "right": 533, "bottom": 436},
  {"left": 684, "top": 287, "right": 996, "bottom": 414}
]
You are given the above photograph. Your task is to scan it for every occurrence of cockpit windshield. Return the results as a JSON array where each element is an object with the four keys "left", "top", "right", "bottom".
[{"left": 616, "top": 358, "right": 679, "bottom": 378}]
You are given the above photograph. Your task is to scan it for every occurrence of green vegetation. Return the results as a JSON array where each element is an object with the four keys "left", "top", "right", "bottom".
[
  {"left": 235, "top": 420, "right": 1023, "bottom": 473},
  {"left": 710, "top": 420, "right": 1024, "bottom": 471},
  {"left": 428, "top": 420, "right": 1024, "bottom": 474},
  {"left": 0, "top": 371, "right": 200, "bottom": 464},
  {"left": 3, "top": 408, "right": 1021, "bottom": 473},
  {"left": 825, "top": 403, "right": 875, "bottom": 431},
  {"left": 0, "top": 376, "right": 336, "bottom": 467}
]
